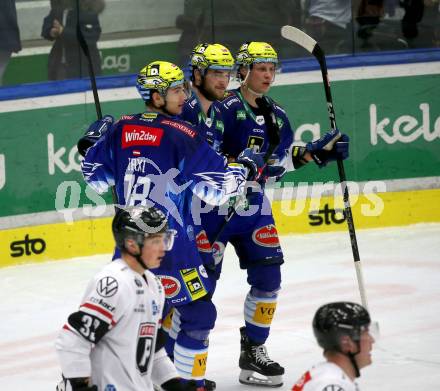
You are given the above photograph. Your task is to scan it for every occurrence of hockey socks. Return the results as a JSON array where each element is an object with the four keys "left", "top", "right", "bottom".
[
  {"left": 174, "top": 331, "right": 209, "bottom": 388},
  {"left": 244, "top": 287, "right": 278, "bottom": 343}
]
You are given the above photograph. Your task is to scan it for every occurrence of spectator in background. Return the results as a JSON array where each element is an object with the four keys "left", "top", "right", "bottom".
[
  {"left": 304, "top": 0, "right": 353, "bottom": 54},
  {"left": 186, "top": 0, "right": 300, "bottom": 59},
  {"left": 175, "top": 0, "right": 205, "bottom": 68},
  {"left": 41, "top": 0, "right": 105, "bottom": 80},
  {"left": 0, "top": 0, "right": 21, "bottom": 86}
]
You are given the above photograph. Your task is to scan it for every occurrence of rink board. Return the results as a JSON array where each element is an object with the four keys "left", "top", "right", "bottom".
[{"left": 1, "top": 188, "right": 439, "bottom": 268}]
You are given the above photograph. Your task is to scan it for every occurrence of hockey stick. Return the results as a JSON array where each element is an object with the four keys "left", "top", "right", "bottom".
[
  {"left": 76, "top": 1, "right": 118, "bottom": 205},
  {"left": 211, "top": 96, "right": 280, "bottom": 244},
  {"left": 281, "top": 25, "right": 369, "bottom": 310}
]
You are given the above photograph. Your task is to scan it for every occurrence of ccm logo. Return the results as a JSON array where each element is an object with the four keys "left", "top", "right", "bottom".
[
  {"left": 121, "top": 125, "right": 163, "bottom": 148},
  {"left": 10, "top": 234, "right": 46, "bottom": 257}
]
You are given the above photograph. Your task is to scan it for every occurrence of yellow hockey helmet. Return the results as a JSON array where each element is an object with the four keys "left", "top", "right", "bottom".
[
  {"left": 191, "top": 43, "right": 234, "bottom": 71},
  {"left": 137, "top": 61, "right": 186, "bottom": 101},
  {"left": 235, "top": 41, "right": 278, "bottom": 66}
]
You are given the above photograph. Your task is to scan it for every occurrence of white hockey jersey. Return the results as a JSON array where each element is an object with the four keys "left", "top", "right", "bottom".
[
  {"left": 292, "top": 362, "right": 359, "bottom": 391},
  {"left": 56, "top": 258, "right": 178, "bottom": 391}
]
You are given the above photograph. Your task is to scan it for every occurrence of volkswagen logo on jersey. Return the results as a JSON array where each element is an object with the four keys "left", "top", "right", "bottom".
[
  {"left": 322, "top": 386, "right": 345, "bottom": 391},
  {"left": 97, "top": 276, "right": 119, "bottom": 298}
]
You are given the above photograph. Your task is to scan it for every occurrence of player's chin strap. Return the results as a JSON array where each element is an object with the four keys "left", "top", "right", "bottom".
[
  {"left": 348, "top": 348, "right": 361, "bottom": 378},
  {"left": 125, "top": 245, "right": 149, "bottom": 270},
  {"left": 240, "top": 67, "right": 264, "bottom": 98}
]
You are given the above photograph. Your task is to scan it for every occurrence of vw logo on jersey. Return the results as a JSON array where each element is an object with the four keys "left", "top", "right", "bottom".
[
  {"left": 96, "top": 276, "right": 119, "bottom": 298},
  {"left": 322, "top": 386, "right": 345, "bottom": 391},
  {"left": 255, "top": 115, "right": 265, "bottom": 125},
  {"left": 104, "top": 385, "right": 117, "bottom": 391}
]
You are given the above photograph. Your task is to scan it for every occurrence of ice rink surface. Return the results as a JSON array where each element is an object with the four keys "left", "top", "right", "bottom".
[{"left": 1, "top": 223, "right": 439, "bottom": 390}]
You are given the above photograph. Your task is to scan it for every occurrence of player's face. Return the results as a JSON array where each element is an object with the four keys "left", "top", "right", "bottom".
[
  {"left": 164, "top": 84, "right": 189, "bottom": 115},
  {"left": 247, "top": 62, "right": 276, "bottom": 94},
  {"left": 141, "top": 234, "right": 166, "bottom": 269},
  {"left": 355, "top": 329, "right": 375, "bottom": 369},
  {"left": 203, "top": 69, "right": 231, "bottom": 100}
]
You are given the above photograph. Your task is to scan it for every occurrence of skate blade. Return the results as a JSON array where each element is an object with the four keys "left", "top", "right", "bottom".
[{"left": 239, "top": 370, "right": 283, "bottom": 388}]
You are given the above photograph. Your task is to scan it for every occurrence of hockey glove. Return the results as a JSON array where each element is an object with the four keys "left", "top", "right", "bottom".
[
  {"left": 306, "top": 130, "right": 350, "bottom": 168},
  {"left": 56, "top": 377, "right": 97, "bottom": 391},
  {"left": 260, "top": 154, "right": 287, "bottom": 182},
  {"left": 77, "top": 115, "right": 114, "bottom": 157},
  {"left": 161, "top": 378, "right": 203, "bottom": 391},
  {"left": 236, "top": 148, "right": 265, "bottom": 181}
]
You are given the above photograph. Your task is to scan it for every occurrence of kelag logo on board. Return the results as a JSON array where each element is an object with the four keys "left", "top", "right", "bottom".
[
  {"left": 308, "top": 204, "right": 346, "bottom": 226},
  {"left": 370, "top": 103, "right": 440, "bottom": 145},
  {"left": 10, "top": 234, "right": 46, "bottom": 257}
]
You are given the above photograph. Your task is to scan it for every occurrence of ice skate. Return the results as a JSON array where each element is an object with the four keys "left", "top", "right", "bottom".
[{"left": 238, "top": 327, "right": 284, "bottom": 387}]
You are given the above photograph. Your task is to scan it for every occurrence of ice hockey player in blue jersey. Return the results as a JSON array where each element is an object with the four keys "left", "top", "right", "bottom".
[
  {"left": 77, "top": 60, "right": 265, "bottom": 390},
  {"left": 180, "top": 43, "right": 234, "bottom": 153},
  {"left": 207, "top": 42, "right": 350, "bottom": 387},
  {"left": 159, "top": 44, "right": 235, "bottom": 365}
]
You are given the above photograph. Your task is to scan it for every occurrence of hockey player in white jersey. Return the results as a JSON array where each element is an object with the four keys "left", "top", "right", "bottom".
[
  {"left": 292, "top": 302, "right": 375, "bottom": 391},
  {"left": 55, "top": 206, "right": 200, "bottom": 391}
]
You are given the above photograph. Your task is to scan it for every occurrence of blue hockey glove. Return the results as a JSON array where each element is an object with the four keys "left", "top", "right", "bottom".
[
  {"left": 306, "top": 129, "right": 349, "bottom": 167},
  {"left": 77, "top": 115, "right": 114, "bottom": 157},
  {"left": 260, "top": 154, "right": 287, "bottom": 182},
  {"left": 236, "top": 148, "right": 265, "bottom": 181}
]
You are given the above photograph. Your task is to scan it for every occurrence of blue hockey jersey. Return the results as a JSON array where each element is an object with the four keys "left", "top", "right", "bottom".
[
  {"left": 81, "top": 111, "right": 248, "bottom": 303},
  {"left": 180, "top": 92, "right": 225, "bottom": 153}
]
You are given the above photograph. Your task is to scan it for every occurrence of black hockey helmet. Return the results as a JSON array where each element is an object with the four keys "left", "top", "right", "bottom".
[
  {"left": 112, "top": 206, "right": 170, "bottom": 251},
  {"left": 313, "top": 302, "right": 371, "bottom": 352}
]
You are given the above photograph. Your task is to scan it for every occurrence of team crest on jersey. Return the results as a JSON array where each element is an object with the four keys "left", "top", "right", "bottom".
[
  {"left": 158, "top": 275, "right": 181, "bottom": 298},
  {"left": 322, "top": 386, "right": 345, "bottom": 391},
  {"left": 252, "top": 225, "right": 280, "bottom": 248},
  {"left": 96, "top": 276, "right": 119, "bottom": 298}
]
